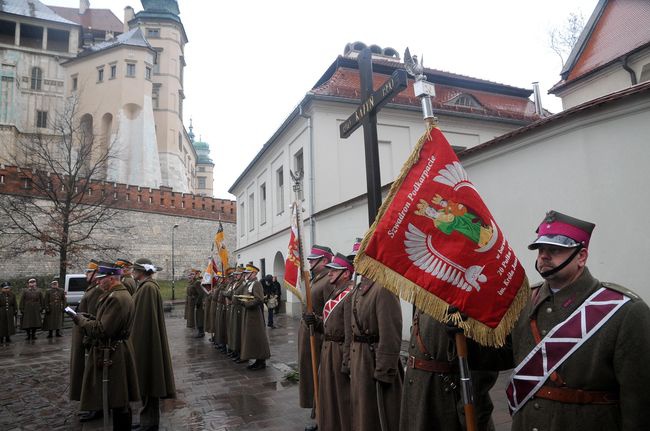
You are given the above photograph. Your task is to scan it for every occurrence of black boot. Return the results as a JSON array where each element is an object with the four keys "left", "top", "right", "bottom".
[
  {"left": 56, "top": 330, "right": 62, "bottom": 337},
  {"left": 25, "top": 330, "right": 31, "bottom": 340},
  {"left": 47, "top": 331, "right": 53, "bottom": 338},
  {"left": 112, "top": 406, "right": 131, "bottom": 430},
  {"left": 31, "top": 329, "right": 37, "bottom": 340},
  {"left": 5, "top": 336, "right": 10, "bottom": 343},
  {"left": 248, "top": 359, "right": 266, "bottom": 370}
]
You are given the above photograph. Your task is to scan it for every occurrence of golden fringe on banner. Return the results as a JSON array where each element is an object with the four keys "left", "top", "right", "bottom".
[
  {"left": 284, "top": 280, "right": 305, "bottom": 305},
  {"left": 354, "top": 125, "right": 530, "bottom": 347}
]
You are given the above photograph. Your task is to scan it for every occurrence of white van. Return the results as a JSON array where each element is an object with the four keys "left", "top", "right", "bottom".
[{"left": 65, "top": 274, "right": 88, "bottom": 306}]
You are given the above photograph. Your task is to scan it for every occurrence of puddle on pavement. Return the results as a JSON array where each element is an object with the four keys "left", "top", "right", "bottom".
[{"left": 262, "top": 380, "right": 295, "bottom": 391}]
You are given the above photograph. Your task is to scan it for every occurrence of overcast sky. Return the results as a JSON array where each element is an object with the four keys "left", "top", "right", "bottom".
[{"left": 46, "top": 0, "right": 598, "bottom": 198}]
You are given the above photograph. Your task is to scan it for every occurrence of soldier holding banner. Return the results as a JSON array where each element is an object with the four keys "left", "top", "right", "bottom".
[{"left": 508, "top": 211, "right": 650, "bottom": 430}]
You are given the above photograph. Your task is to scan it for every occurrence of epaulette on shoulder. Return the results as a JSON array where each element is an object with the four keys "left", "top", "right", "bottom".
[
  {"left": 530, "top": 281, "right": 544, "bottom": 290},
  {"left": 602, "top": 282, "right": 641, "bottom": 300}
]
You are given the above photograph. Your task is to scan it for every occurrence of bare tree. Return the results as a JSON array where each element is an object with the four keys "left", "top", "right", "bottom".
[
  {"left": 0, "top": 95, "right": 127, "bottom": 281},
  {"left": 549, "top": 12, "right": 586, "bottom": 67}
]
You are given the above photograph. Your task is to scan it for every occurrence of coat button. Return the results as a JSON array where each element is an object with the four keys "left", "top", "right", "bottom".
[
  {"left": 533, "top": 402, "right": 540, "bottom": 409},
  {"left": 540, "top": 330, "right": 547, "bottom": 336},
  {"left": 409, "top": 379, "right": 413, "bottom": 384},
  {"left": 532, "top": 428, "right": 539, "bottom": 431},
  {"left": 546, "top": 307, "right": 553, "bottom": 314},
  {"left": 411, "top": 343, "right": 415, "bottom": 348}
]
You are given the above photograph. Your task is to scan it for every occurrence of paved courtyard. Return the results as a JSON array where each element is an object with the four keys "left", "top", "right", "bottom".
[{"left": 0, "top": 305, "right": 513, "bottom": 430}]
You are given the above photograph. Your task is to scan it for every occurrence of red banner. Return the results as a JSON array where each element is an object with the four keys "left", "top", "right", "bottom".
[
  {"left": 355, "top": 127, "right": 529, "bottom": 346},
  {"left": 283, "top": 202, "right": 304, "bottom": 303}
]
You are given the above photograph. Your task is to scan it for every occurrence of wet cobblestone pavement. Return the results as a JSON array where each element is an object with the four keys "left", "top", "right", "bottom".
[{"left": 0, "top": 305, "right": 512, "bottom": 430}]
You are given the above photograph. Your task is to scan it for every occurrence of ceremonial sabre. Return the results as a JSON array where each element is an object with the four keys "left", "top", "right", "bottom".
[{"left": 102, "top": 343, "right": 111, "bottom": 431}]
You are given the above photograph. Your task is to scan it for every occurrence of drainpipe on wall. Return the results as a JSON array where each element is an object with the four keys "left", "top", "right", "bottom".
[
  {"left": 621, "top": 55, "right": 638, "bottom": 85},
  {"left": 298, "top": 103, "right": 316, "bottom": 246}
]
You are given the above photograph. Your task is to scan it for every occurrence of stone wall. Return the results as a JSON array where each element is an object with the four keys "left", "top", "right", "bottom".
[{"left": 0, "top": 201, "right": 237, "bottom": 281}]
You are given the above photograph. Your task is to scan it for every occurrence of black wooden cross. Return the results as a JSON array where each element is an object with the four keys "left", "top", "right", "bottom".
[{"left": 339, "top": 48, "right": 408, "bottom": 226}]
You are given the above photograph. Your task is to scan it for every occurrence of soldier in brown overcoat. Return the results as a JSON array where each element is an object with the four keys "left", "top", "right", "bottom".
[
  {"left": 227, "top": 266, "right": 247, "bottom": 362},
  {"left": 400, "top": 310, "right": 512, "bottom": 431},
  {"left": 130, "top": 258, "right": 176, "bottom": 431},
  {"left": 42, "top": 279, "right": 65, "bottom": 338},
  {"left": 298, "top": 245, "right": 335, "bottom": 430},
  {"left": 215, "top": 269, "right": 234, "bottom": 352},
  {"left": 194, "top": 277, "right": 207, "bottom": 338},
  {"left": 19, "top": 278, "right": 43, "bottom": 340},
  {"left": 72, "top": 263, "right": 140, "bottom": 430},
  {"left": 71, "top": 259, "right": 108, "bottom": 422},
  {"left": 508, "top": 211, "right": 650, "bottom": 430},
  {"left": 184, "top": 270, "right": 200, "bottom": 329},
  {"left": 116, "top": 258, "right": 137, "bottom": 295},
  {"left": 240, "top": 264, "right": 271, "bottom": 370},
  {"left": 0, "top": 281, "right": 17, "bottom": 343},
  {"left": 313, "top": 253, "right": 355, "bottom": 431}
]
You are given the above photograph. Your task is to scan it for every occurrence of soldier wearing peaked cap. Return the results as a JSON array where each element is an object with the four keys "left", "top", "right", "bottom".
[
  {"left": 72, "top": 262, "right": 140, "bottom": 430},
  {"left": 0, "top": 281, "right": 17, "bottom": 343},
  {"left": 184, "top": 269, "right": 201, "bottom": 329},
  {"left": 115, "top": 259, "right": 137, "bottom": 295},
  {"left": 130, "top": 258, "right": 176, "bottom": 430},
  {"left": 509, "top": 210, "right": 650, "bottom": 431},
  {"left": 215, "top": 268, "right": 234, "bottom": 352},
  {"left": 227, "top": 265, "right": 247, "bottom": 362},
  {"left": 240, "top": 264, "right": 271, "bottom": 370},
  {"left": 19, "top": 277, "right": 43, "bottom": 341},
  {"left": 42, "top": 279, "right": 65, "bottom": 338}
]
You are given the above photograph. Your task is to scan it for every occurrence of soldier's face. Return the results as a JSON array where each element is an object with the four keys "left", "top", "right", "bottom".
[
  {"left": 536, "top": 245, "right": 588, "bottom": 282},
  {"left": 28, "top": 280, "right": 37, "bottom": 288}
]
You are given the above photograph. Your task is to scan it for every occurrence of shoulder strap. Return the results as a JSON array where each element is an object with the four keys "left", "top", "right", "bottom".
[{"left": 602, "top": 282, "right": 640, "bottom": 300}]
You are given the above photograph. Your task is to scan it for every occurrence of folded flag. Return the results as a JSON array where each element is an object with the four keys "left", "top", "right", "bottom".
[
  {"left": 355, "top": 126, "right": 529, "bottom": 347},
  {"left": 283, "top": 202, "right": 304, "bottom": 304}
]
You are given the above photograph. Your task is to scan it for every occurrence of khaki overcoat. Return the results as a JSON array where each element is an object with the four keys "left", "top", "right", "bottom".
[
  {"left": 70, "top": 283, "right": 105, "bottom": 401},
  {"left": 78, "top": 284, "right": 140, "bottom": 411},
  {"left": 204, "top": 286, "right": 215, "bottom": 333},
  {"left": 299, "top": 268, "right": 334, "bottom": 408},
  {"left": 318, "top": 280, "right": 353, "bottom": 431},
  {"left": 240, "top": 279, "right": 271, "bottom": 360},
  {"left": 19, "top": 287, "right": 43, "bottom": 329},
  {"left": 400, "top": 310, "right": 512, "bottom": 431},
  {"left": 346, "top": 280, "right": 403, "bottom": 431},
  {"left": 215, "top": 282, "right": 229, "bottom": 344},
  {"left": 130, "top": 279, "right": 176, "bottom": 399},
  {"left": 184, "top": 281, "right": 198, "bottom": 328},
  {"left": 42, "top": 287, "right": 65, "bottom": 331},
  {"left": 0, "top": 290, "right": 17, "bottom": 337},
  {"left": 121, "top": 275, "right": 137, "bottom": 295},
  {"left": 511, "top": 268, "right": 650, "bottom": 431},
  {"left": 195, "top": 281, "right": 206, "bottom": 330},
  {"left": 228, "top": 280, "right": 247, "bottom": 351}
]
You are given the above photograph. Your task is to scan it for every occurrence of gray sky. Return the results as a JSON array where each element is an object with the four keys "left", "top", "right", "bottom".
[{"left": 46, "top": 0, "right": 598, "bottom": 198}]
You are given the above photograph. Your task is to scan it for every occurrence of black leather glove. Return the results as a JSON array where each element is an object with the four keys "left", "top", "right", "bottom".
[
  {"left": 303, "top": 312, "right": 317, "bottom": 327},
  {"left": 445, "top": 306, "right": 467, "bottom": 337}
]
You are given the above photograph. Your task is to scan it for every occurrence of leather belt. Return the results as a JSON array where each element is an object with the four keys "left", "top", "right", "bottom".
[
  {"left": 407, "top": 355, "right": 453, "bottom": 373},
  {"left": 324, "top": 334, "right": 344, "bottom": 342},
  {"left": 535, "top": 385, "right": 619, "bottom": 405},
  {"left": 353, "top": 334, "right": 379, "bottom": 343}
]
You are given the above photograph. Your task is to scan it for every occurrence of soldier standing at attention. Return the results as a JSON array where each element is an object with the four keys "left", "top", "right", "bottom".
[
  {"left": 42, "top": 279, "right": 66, "bottom": 338},
  {"left": 71, "top": 263, "right": 140, "bottom": 430},
  {"left": 0, "top": 281, "right": 17, "bottom": 343},
  {"left": 313, "top": 253, "right": 354, "bottom": 431},
  {"left": 240, "top": 264, "right": 271, "bottom": 370},
  {"left": 215, "top": 268, "right": 234, "bottom": 353},
  {"left": 300, "top": 245, "right": 335, "bottom": 430},
  {"left": 19, "top": 278, "right": 43, "bottom": 341},
  {"left": 195, "top": 277, "right": 207, "bottom": 338},
  {"left": 228, "top": 265, "right": 248, "bottom": 363},
  {"left": 508, "top": 211, "right": 650, "bottom": 430},
  {"left": 73, "top": 259, "right": 109, "bottom": 423},
  {"left": 116, "top": 259, "right": 137, "bottom": 295},
  {"left": 184, "top": 269, "right": 200, "bottom": 330},
  {"left": 130, "top": 258, "right": 176, "bottom": 431}
]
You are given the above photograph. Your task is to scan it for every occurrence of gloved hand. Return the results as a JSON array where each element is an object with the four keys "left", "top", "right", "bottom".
[
  {"left": 303, "top": 312, "right": 317, "bottom": 327},
  {"left": 445, "top": 306, "right": 467, "bottom": 337}
]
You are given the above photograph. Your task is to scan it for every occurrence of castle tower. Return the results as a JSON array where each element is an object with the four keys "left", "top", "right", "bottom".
[{"left": 128, "top": 0, "right": 194, "bottom": 193}]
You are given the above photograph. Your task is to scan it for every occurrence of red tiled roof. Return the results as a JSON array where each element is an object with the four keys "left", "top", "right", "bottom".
[
  {"left": 553, "top": 0, "right": 650, "bottom": 91},
  {"left": 311, "top": 67, "right": 541, "bottom": 123},
  {"left": 48, "top": 5, "right": 123, "bottom": 33}
]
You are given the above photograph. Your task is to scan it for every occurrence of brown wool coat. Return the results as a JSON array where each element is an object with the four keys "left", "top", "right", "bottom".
[
  {"left": 19, "top": 287, "right": 43, "bottom": 329},
  {"left": 240, "top": 280, "right": 271, "bottom": 360},
  {"left": 511, "top": 268, "right": 650, "bottom": 431},
  {"left": 346, "top": 280, "right": 403, "bottom": 431},
  {"left": 195, "top": 281, "right": 206, "bottom": 329},
  {"left": 228, "top": 280, "right": 247, "bottom": 351},
  {"left": 130, "top": 279, "right": 176, "bottom": 399},
  {"left": 208, "top": 285, "right": 220, "bottom": 334},
  {"left": 0, "top": 291, "right": 17, "bottom": 337},
  {"left": 215, "top": 283, "right": 229, "bottom": 344},
  {"left": 69, "top": 283, "right": 105, "bottom": 401},
  {"left": 121, "top": 275, "right": 137, "bottom": 296},
  {"left": 42, "top": 287, "right": 65, "bottom": 331},
  {"left": 400, "top": 310, "right": 512, "bottom": 431},
  {"left": 299, "top": 268, "right": 335, "bottom": 408},
  {"left": 318, "top": 280, "right": 353, "bottom": 431},
  {"left": 184, "top": 281, "right": 198, "bottom": 328},
  {"left": 78, "top": 285, "right": 140, "bottom": 411}
]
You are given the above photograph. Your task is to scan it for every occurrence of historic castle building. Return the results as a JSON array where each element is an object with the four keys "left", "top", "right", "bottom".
[{"left": 0, "top": 0, "right": 215, "bottom": 194}]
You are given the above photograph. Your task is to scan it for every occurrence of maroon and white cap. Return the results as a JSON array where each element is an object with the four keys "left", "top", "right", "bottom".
[
  {"left": 325, "top": 253, "right": 354, "bottom": 273},
  {"left": 529, "top": 210, "right": 595, "bottom": 250},
  {"left": 307, "top": 245, "right": 334, "bottom": 262}
]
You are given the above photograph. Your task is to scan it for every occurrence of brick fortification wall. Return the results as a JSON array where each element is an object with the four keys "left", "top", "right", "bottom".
[{"left": 0, "top": 165, "right": 237, "bottom": 280}]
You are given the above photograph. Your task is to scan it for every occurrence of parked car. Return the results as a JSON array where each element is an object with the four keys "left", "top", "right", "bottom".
[{"left": 65, "top": 274, "right": 88, "bottom": 306}]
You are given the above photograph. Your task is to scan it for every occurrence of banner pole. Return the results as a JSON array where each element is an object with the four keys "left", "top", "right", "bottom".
[
  {"left": 291, "top": 171, "right": 320, "bottom": 421},
  {"left": 455, "top": 332, "right": 478, "bottom": 431}
]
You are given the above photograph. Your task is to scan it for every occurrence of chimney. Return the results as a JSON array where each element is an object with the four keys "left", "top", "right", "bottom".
[
  {"left": 124, "top": 6, "right": 135, "bottom": 33},
  {"left": 79, "top": 0, "right": 90, "bottom": 15},
  {"left": 532, "top": 82, "right": 543, "bottom": 116}
]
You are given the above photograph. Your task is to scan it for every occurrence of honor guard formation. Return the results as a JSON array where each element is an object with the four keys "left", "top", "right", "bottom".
[{"left": 2, "top": 210, "right": 650, "bottom": 430}]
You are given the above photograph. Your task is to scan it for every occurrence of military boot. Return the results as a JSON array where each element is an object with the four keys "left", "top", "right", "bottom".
[
  {"left": 47, "top": 330, "right": 53, "bottom": 338},
  {"left": 56, "top": 330, "right": 62, "bottom": 337}
]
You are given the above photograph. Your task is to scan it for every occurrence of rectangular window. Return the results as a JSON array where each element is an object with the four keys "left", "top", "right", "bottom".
[
  {"left": 276, "top": 167, "right": 284, "bottom": 215},
  {"left": 153, "top": 48, "right": 162, "bottom": 74},
  {"left": 198, "top": 177, "right": 206, "bottom": 189},
  {"left": 248, "top": 193, "right": 255, "bottom": 231},
  {"left": 294, "top": 149, "right": 304, "bottom": 176},
  {"left": 72, "top": 76, "right": 78, "bottom": 91},
  {"left": 97, "top": 68, "right": 104, "bottom": 82},
  {"left": 145, "top": 66, "right": 152, "bottom": 80},
  {"left": 239, "top": 202, "right": 245, "bottom": 236},
  {"left": 152, "top": 84, "right": 160, "bottom": 109},
  {"left": 146, "top": 28, "right": 160, "bottom": 38},
  {"left": 110, "top": 64, "right": 117, "bottom": 79},
  {"left": 36, "top": 110, "right": 47, "bottom": 128},
  {"left": 126, "top": 63, "right": 136, "bottom": 77},
  {"left": 260, "top": 183, "right": 267, "bottom": 225}
]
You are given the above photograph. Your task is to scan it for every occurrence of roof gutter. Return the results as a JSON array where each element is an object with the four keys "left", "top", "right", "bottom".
[{"left": 622, "top": 54, "right": 638, "bottom": 85}]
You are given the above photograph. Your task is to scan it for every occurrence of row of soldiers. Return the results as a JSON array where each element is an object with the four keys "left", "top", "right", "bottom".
[
  {"left": 69, "top": 258, "right": 175, "bottom": 431},
  {"left": 184, "top": 264, "right": 271, "bottom": 370},
  {"left": 0, "top": 278, "right": 67, "bottom": 342}
]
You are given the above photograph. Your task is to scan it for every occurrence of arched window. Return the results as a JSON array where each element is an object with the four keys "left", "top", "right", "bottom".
[{"left": 31, "top": 67, "right": 42, "bottom": 90}]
